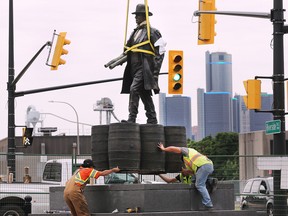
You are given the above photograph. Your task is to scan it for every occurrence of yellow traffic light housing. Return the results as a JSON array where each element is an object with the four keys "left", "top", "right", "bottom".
[
  {"left": 22, "top": 127, "right": 34, "bottom": 147},
  {"left": 51, "top": 32, "right": 71, "bottom": 70},
  {"left": 198, "top": 0, "right": 216, "bottom": 45},
  {"left": 168, "top": 50, "right": 183, "bottom": 94},
  {"left": 243, "top": 79, "right": 261, "bottom": 110}
]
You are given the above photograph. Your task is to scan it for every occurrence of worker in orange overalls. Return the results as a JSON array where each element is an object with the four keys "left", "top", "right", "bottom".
[{"left": 64, "top": 159, "right": 120, "bottom": 216}]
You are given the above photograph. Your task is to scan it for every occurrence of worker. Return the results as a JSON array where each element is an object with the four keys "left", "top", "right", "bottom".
[
  {"left": 64, "top": 159, "right": 120, "bottom": 216},
  {"left": 121, "top": 4, "right": 166, "bottom": 124},
  {"left": 158, "top": 142, "right": 214, "bottom": 210},
  {"left": 159, "top": 169, "right": 218, "bottom": 194},
  {"left": 159, "top": 167, "right": 193, "bottom": 184}
]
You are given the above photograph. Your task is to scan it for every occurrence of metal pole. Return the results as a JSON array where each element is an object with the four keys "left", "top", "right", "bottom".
[
  {"left": 13, "top": 72, "right": 168, "bottom": 98},
  {"left": 194, "top": 10, "right": 271, "bottom": 19},
  {"left": 7, "top": 0, "right": 16, "bottom": 180},
  {"left": 49, "top": 101, "right": 80, "bottom": 155},
  {"left": 272, "top": 0, "right": 287, "bottom": 215}
]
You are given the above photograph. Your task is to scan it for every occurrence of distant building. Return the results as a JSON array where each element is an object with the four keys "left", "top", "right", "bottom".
[
  {"left": 232, "top": 97, "right": 240, "bottom": 133},
  {"left": 159, "top": 93, "right": 192, "bottom": 140},
  {"left": 196, "top": 51, "right": 233, "bottom": 140},
  {"left": 204, "top": 92, "right": 232, "bottom": 137},
  {"left": 196, "top": 88, "right": 205, "bottom": 141},
  {"left": 197, "top": 51, "right": 272, "bottom": 140},
  {"left": 236, "top": 93, "right": 273, "bottom": 133},
  {"left": 206, "top": 51, "right": 232, "bottom": 93}
]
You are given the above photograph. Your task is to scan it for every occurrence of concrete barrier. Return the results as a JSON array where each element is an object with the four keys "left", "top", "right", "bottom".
[
  {"left": 49, "top": 183, "right": 234, "bottom": 213},
  {"left": 30, "top": 210, "right": 260, "bottom": 216}
]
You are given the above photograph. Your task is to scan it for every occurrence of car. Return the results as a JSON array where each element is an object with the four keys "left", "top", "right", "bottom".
[
  {"left": 240, "top": 177, "right": 274, "bottom": 216},
  {"left": 104, "top": 173, "right": 140, "bottom": 184},
  {"left": 104, "top": 173, "right": 166, "bottom": 185}
]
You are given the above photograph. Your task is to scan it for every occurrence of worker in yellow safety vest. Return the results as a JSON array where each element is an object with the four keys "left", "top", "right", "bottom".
[
  {"left": 64, "top": 159, "right": 120, "bottom": 216},
  {"left": 158, "top": 143, "right": 214, "bottom": 211},
  {"left": 159, "top": 167, "right": 193, "bottom": 184}
]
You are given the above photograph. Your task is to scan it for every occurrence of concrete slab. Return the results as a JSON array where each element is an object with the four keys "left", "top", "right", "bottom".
[
  {"left": 29, "top": 210, "right": 261, "bottom": 216},
  {"left": 49, "top": 183, "right": 234, "bottom": 213}
]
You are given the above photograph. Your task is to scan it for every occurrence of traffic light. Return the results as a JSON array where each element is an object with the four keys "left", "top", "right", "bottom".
[
  {"left": 168, "top": 50, "right": 183, "bottom": 94},
  {"left": 197, "top": 0, "right": 216, "bottom": 45},
  {"left": 22, "top": 127, "right": 34, "bottom": 147},
  {"left": 51, "top": 32, "right": 71, "bottom": 70},
  {"left": 243, "top": 79, "right": 261, "bottom": 110}
]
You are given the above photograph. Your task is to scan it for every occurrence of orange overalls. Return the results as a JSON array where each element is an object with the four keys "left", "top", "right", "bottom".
[{"left": 63, "top": 168, "right": 100, "bottom": 216}]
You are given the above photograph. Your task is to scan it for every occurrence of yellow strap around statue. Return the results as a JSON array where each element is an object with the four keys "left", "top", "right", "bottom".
[
  {"left": 124, "top": 0, "right": 130, "bottom": 45},
  {"left": 124, "top": 41, "right": 154, "bottom": 55},
  {"left": 124, "top": 0, "right": 155, "bottom": 56}
]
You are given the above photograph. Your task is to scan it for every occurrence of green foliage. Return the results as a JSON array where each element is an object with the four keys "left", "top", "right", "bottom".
[{"left": 187, "top": 132, "right": 239, "bottom": 180}]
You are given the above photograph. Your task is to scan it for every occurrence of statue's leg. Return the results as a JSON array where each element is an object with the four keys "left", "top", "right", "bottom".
[
  {"left": 140, "top": 90, "right": 157, "bottom": 124},
  {"left": 127, "top": 69, "right": 143, "bottom": 123},
  {"left": 127, "top": 90, "right": 139, "bottom": 123}
]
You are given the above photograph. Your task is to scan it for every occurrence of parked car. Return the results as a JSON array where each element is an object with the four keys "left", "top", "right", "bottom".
[
  {"left": 104, "top": 173, "right": 165, "bottom": 184},
  {"left": 104, "top": 173, "right": 140, "bottom": 184},
  {"left": 240, "top": 177, "right": 273, "bottom": 216}
]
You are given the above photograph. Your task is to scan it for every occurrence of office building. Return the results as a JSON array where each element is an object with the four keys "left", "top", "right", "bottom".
[
  {"left": 204, "top": 92, "right": 232, "bottom": 137},
  {"left": 197, "top": 51, "right": 233, "bottom": 139},
  {"left": 238, "top": 93, "right": 273, "bottom": 133},
  {"left": 206, "top": 51, "right": 232, "bottom": 93},
  {"left": 196, "top": 88, "right": 205, "bottom": 141},
  {"left": 159, "top": 93, "right": 192, "bottom": 139}
]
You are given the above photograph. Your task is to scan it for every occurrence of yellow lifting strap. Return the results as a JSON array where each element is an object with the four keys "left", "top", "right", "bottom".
[{"left": 124, "top": 0, "right": 155, "bottom": 56}]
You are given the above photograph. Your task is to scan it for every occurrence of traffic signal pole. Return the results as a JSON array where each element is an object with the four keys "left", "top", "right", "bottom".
[
  {"left": 272, "top": 1, "right": 286, "bottom": 215},
  {"left": 195, "top": 1, "right": 287, "bottom": 215},
  {"left": 7, "top": 0, "right": 16, "bottom": 180}
]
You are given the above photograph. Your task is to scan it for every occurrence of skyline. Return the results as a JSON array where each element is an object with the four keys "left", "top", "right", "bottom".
[{"left": 0, "top": 0, "right": 287, "bottom": 139}]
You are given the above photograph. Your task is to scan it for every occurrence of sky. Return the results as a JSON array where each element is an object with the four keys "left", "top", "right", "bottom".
[{"left": 0, "top": 0, "right": 287, "bottom": 140}]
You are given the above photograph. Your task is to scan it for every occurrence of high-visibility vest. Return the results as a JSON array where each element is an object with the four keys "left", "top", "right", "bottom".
[
  {"left": 183, "top": 148, "right": 213, "bottom": 173},
  {"left": 179, "top": 173, "right": 192, "bottom": 184},
  {"left": 74, "top": 168, "right": 98, "bottom": 186}
]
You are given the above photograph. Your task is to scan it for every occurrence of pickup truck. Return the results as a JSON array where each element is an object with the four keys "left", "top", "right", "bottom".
[
  {"left": 240, "top": 177, "right": 274, "bottom": 216},
  {"left": 0, "top": 158, "right": 160, "bottom": 216},
  {"left": 0, "top": 158, "right": 101, "bottom": 216}
]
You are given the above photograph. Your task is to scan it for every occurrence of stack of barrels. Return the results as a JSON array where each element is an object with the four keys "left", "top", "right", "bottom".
[{"left": 91, "top": 123, "right": 186, "bottom": 174}]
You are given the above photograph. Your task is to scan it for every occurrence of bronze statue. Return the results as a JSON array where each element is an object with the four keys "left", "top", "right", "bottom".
[{"left": 105, "top": 4, "right": 166, "bottom": 124}]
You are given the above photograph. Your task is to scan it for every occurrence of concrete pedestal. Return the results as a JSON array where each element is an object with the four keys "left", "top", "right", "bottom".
[{"left": 49, "top": 183, "right": 234, "bottom": 213}]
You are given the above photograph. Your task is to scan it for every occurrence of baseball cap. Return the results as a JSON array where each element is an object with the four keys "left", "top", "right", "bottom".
[{"left": 81, "top": 159, "right": 95, "bottom": 168}]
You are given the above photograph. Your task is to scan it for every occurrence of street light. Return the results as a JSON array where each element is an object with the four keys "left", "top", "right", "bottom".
[{"left": 49, "top": 100, "right": 80, "bottom": 155}]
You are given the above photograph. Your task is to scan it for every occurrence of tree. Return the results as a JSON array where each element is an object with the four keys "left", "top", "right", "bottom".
[{"left": 187, "top": 132, "right": 239, "bottom": 180}]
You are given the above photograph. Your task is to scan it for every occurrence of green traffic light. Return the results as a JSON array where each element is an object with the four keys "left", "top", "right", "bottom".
[{"left": 173, "top": 73, "right": 181, "bottom": 82}]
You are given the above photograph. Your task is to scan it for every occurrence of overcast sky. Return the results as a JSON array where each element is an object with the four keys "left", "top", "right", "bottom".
[{"left": 0, "top": 0, "right": 287, "bottom": 140}]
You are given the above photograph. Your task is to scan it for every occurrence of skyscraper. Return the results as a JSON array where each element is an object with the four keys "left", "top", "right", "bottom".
[
  {"left": 206, "top": 51, "right": 232, "bottom": 93},
  {"left": 159, "top": 93, "right": 192, "bottom": 139},
  {"left": 197, "top": 51, "right": 233, "bottom": 139},
  {"left": 196, "top": 51, "right": 273, "bottom": 140},
  {"left": 197, "top": 88, "right": 205, "bottom": 141},
  {"left": 237, "top": 93, "right": 273, "bottom": 133},
  {"left": 204, "top": 92, "right": 232, "bottom": 137}
]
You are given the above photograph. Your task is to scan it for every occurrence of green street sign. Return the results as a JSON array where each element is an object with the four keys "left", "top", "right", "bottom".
[{"left": 265, "top": 120, "right": 281, "bottom": 135}]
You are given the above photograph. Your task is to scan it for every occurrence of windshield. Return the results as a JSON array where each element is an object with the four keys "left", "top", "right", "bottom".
[
  {"left": 43, "top": 162, "right": 62, "bottom": 182},
  {"left": 243, "top": 180, "right": 253, "bottom": 193}
]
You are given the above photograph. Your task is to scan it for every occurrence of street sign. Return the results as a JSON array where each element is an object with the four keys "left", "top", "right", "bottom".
[{"left": 265, "top": 120, "right": 281, "bottom": 135}]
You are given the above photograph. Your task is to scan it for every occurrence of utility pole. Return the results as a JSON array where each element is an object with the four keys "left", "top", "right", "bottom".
[
  {"left": 272, "top": 1, "right": 287, "bottom": 215},
  {"left": 195, "top": 0, "right": 287, "bottom": 215},
  {"left": 7, "top": 0, "right": 16, "bottom": 179}
]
